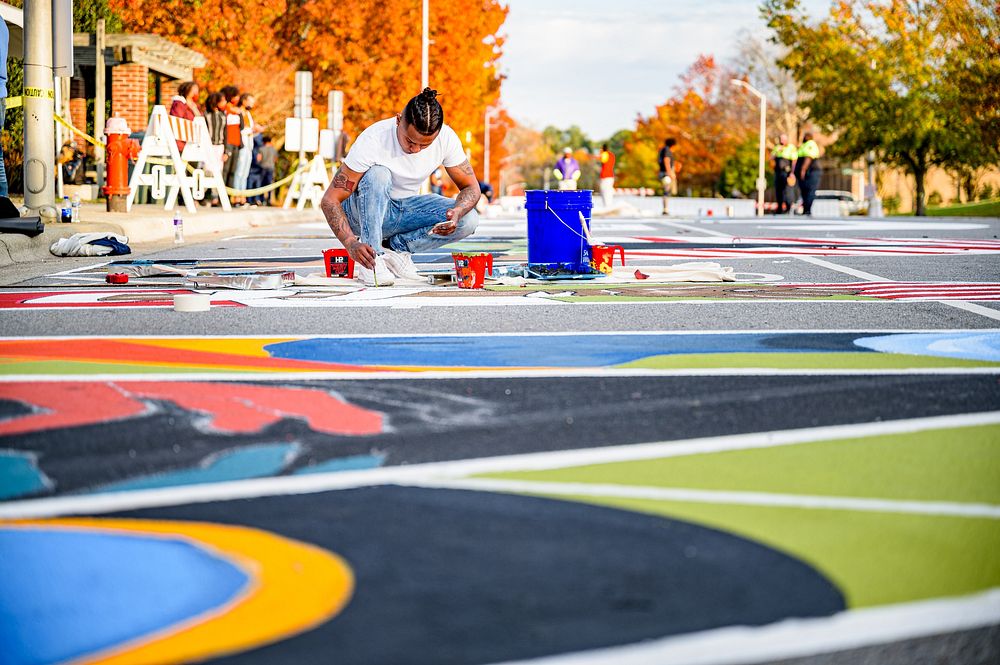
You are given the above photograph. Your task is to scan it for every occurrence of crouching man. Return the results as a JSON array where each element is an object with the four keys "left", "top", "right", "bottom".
[{"left": 320, "top": 88, "right": 481, "bottom": 286}]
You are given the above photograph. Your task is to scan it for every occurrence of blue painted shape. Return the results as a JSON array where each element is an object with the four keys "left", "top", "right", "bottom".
[
  {"left": 293, "top": 454, "right": 386, "bottom": 475},
  {"left": 94, "top": 443, "right": 299, "bottom": 494},
  {"left": 265, "top": 333, "right": 870, "bottom": 369},
  {"left": 0, "top": 451, "right": 50, "bottom": 500},
  {"left": 854, "top": 332, "right": 1000, "bottom": 362},
  {"left": 0, "top": 527, "right": 248, "bottom": 665}
]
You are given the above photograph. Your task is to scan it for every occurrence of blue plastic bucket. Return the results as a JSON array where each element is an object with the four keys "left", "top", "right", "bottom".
[{"left": 525, "top": 190, "right": 593, "bottom": 270}]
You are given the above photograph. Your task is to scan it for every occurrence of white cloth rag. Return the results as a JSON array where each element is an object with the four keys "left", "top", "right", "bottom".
[{"left": 50, "top": 232, "right": 130, "bottom": 257}]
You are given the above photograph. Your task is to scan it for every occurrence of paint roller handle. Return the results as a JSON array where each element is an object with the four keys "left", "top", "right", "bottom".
[{"left": 614, "top": 245, "right": 626, "bottom": 267}]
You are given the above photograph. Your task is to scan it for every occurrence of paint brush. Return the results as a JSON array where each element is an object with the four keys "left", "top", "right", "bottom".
[{"left": 579, "top": 211, "right": 594, "bottom": 245}]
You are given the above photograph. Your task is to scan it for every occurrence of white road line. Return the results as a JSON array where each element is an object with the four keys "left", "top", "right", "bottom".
[
  {"left": 1, "top": 367, "right": 999, "bottom": 383},
  {"left": 406, "top": 478, "right": 1000, "bottom": 519},
  {"left": 1, "top": 411, "right": 997, "bottom": 519},
  {"left": 492, "top": 588, "right": 1000, "bottom": 665},
  {"left": 0, "top": 329, "right": 994, "bottom": 341},
  {"left": 944, "top": 301, "right": 1000, "bottom": 322},
  {"left": 796, "top": 255, "right": 1000, "bottom": 322},
  {"left": 657, "top": 220, "right": 735, "bottom": 238}
]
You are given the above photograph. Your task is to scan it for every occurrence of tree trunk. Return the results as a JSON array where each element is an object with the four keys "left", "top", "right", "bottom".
[{"left": 914, "top": 166, "right": 927, "bottom": 216}]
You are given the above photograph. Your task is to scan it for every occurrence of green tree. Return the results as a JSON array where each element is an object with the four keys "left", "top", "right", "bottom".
[
  {"left": 718, "top": 136, "right": 760, "bottom": 198},
  {"left": 763, "top": 0, "right": 1000, "bottom": 216}
]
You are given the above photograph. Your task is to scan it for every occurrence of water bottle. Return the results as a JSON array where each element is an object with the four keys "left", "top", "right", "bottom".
[
  {"left": 71, "top": 194, "right": 81, "bottom": 223},
  {"left": 60, "top": 196, "right": 71, "bottom": 223},
  {"left": 173, "top": 211, "right": 184, "bottom": 244}
]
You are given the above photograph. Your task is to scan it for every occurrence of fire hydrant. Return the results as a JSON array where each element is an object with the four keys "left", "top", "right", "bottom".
[{"left": 103, "top": 117, "right": 140, "bottom": 212}]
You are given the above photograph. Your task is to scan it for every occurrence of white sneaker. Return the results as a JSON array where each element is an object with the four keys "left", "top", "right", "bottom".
[
  {"left": 355, "top": 256, "right": 395, "bottom": 286},
  {"left": 381, "top": 248, "right": 423, "bottom": 281}
]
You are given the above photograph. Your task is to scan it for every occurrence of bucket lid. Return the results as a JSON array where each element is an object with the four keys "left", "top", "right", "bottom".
[{"left": 525, "top": 189, "right": 593, "bottom": 209}]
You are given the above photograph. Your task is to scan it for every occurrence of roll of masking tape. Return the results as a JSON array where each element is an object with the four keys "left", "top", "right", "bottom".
[{"left": 173, "top": 294, "right": 211, "bottom": 312}]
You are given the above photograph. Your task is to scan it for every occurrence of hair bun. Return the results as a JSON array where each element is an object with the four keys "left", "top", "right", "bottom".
[{"left": 421, "top": 87, "right": 439, "bottom": 100}]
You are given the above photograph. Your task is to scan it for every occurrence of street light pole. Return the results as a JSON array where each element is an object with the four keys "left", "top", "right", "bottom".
[
  {"left": 484, "top": 106, "right": 499, "bottom": 185},
  {"left": 421, "top": 0, "right": 429, "bottom": 90},
  {"left": 23, "top": 0, "right": 57, "bottom": 210},
  {"left": 731, "top": 79, "right": 767, "bottom": 218}
]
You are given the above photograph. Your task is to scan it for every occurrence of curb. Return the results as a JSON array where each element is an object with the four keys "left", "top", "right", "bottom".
[{"left": 0, "top": 205, "right": 321, "bottom": 268}]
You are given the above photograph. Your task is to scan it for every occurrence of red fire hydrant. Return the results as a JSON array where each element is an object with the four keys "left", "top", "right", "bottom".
[{"left": 103, "top": 117, "right": 140, "bottom": 212}]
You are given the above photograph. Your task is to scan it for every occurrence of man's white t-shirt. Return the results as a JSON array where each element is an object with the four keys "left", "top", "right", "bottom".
[{"left": 343, "top": 117, "right": 466, "bottom": 199}]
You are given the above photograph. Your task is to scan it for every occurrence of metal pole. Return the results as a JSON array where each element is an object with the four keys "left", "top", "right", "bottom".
[
  {"left": 757, "top": 95, "right": 766, "bottom": 218},
  {"left": 95, "top": 18, "right": 106, "bottom": 190},
  {"left": 421, "top": 0, "right": 429, "bottom": 89},
  {"left": 23, "top": 0, "right": 57, "bottom": 209}
]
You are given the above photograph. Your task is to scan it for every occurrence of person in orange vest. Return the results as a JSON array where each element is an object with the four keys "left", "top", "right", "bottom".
[{"left": 598, "top": 143, "right": 616, "bottom": 207}]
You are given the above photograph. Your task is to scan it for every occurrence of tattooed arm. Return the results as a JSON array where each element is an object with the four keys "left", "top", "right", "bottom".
[
  {"left": 320, "top": 165, "right": 376, "bottom": 269},
  {"left": 437, "top": 160, "right": 482, "bottom": 234}
]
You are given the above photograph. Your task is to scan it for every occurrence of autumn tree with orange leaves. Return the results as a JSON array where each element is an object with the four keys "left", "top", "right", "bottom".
[
  {"left": 109, "top": 0, "right": 510, "bottom": 177},
  {"left": 617, "top": 56, "right": 756, "bottom": 195}
]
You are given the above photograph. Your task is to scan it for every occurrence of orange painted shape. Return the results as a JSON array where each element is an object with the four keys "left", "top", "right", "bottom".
[
  {"left": 7, "top": 518, "right": 354, "bottom": 665},
  {"left": 0, "top": 339, "right": 373, "bottom": 373}
]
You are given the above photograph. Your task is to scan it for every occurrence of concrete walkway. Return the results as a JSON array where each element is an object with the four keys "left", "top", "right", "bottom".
[{"left": 0, "top": 202, "right": 321, "bottom": 267}]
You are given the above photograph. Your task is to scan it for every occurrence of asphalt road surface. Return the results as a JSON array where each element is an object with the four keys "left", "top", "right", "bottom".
[{"left": 1, "top": 209, "right": 998, "bottom": 665}]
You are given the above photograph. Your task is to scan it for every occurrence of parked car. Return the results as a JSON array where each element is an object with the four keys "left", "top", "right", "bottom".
[{"left": 814, "top": 190, "right": 868, "bottom": 215}]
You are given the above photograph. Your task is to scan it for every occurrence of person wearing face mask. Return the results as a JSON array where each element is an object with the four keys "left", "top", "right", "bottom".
[{"left": 319, "top": 88, "right": 480, "bottom": 286}]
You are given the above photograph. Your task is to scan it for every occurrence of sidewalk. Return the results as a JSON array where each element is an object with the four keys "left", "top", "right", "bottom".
[{"left": 0, "top": 203, "right": 321, "bottom": 267}]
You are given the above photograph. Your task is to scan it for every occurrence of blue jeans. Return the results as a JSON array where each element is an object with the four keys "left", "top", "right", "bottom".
[{"left": 343, "top": 165, "right": 478, "bottom": 254}]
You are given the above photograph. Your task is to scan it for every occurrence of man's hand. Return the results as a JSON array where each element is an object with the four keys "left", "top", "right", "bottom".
[
  {"left": 347, "top": 238, "right": 377, "bottom": 269},
  {"left": 430, "top": 210, "right": 462, "bottom": 236}
]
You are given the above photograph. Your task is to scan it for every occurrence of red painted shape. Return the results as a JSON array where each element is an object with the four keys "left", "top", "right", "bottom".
[
  {"left": 0, "top": 290, "right": 244, "bottom": 309},
  {"left": 0, "top": 381, "right": 383, "bottom": 437},
  {"left": 0, "top": 382, "right": 148, "bottom": 437},
  {"left": 0, "top": 339, "right": 370, "bottom": 373},
  {"left": 124, "top": 382, "right": 384, "bottom": 435}
]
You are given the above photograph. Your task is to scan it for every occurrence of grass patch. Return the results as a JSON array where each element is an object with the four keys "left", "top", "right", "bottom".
[{"left": 893, "top": 199, "right": 1000, "bottom": 217}]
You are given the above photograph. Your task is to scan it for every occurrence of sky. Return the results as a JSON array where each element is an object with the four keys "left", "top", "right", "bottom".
[{"left": 499, "top": 0, "right": 830, "bottom": 141}]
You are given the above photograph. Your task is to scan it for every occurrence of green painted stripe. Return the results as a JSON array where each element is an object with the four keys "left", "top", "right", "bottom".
[{"left": 615, "top": 352, "right": 1000, "bottom": 370}]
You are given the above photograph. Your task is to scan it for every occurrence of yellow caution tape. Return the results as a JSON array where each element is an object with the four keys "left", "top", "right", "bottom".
[
  {"left": 24, "top": 87, "right": 55, "bottom": 100},
  {"left": 54, "top": 113, "right": 107, "bottom": 148},
  {"left": 53, "top": 113, "right": 305, "bottom": 197},
  {"left": 3, "top": 96, "right": 22, "bottom": 110}
]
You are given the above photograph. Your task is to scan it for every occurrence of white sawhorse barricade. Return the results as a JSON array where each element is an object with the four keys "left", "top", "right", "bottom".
[
  {"left": 126, "top": 105, "right": 231, "bottom": 212},
  {"left": 283, "top": 155, "right": 329, "bottom": 210}
]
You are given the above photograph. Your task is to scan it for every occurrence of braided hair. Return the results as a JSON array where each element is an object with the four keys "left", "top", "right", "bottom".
[{"left": 403, "top": 88, "right": 444, "bottom": 136}]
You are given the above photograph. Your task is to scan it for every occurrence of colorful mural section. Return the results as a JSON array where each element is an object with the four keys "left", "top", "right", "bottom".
[
  {"left": 0, "top": 518, "right": 353, "bottom": 665},
  {"left": 1, "top": 332, "right": 998, "bottom": 376}
]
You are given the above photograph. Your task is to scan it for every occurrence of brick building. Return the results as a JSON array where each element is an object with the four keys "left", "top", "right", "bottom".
[{"left": 69, "top": 32, "right": 206, "bottom": 142}]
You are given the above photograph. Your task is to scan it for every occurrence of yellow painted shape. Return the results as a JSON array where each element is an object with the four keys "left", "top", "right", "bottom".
[
  {"left": 9, "top": 518, "right": 353, "bottom": 665},
  {"left": 122, "top": 338, "right": 296, "bottom": 359}
]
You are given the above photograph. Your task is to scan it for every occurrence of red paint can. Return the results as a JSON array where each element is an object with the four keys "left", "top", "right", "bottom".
[
  {"left": 323, "top": 248, "right": 355, "bottom": 278},
  {"left": 106, "top": 273, "right": 129, "bottom": 284},
  {"left": 452, "top": 252, "right": 493, "bottom": 289}
]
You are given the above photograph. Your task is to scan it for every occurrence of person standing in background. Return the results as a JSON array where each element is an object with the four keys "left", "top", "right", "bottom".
[
  {"left": 658, "top": 138, "right": 678, "bottom": 215},
  {"left": 795, "top": 132, "right": 822, "bottom": 216},
  {"left": 254, "top": 135, "right": 278, "bottom": 206},
  {"left": 204, "top": 92, "right": 228, "bottom": 207},
  {"left": 430, "top": 167, "right": 444, "bottom": 195},
  {"left": 554, "top": 147, "right": 581, "bottom": 190},
  {"left": 220, "top": 86, "right": 243, "bottom": 200},
  {"left": 168, "top": 81, "right": 200, "bottom": 153},
  {"left": 233, "top": 93, "right": 261, "bottom": 207},
  {"left": 771, "top": 133, "right": 797, "bottom": 214},
  {"left": 598, "top": 143, "right": 616, "bottom": 207}
]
